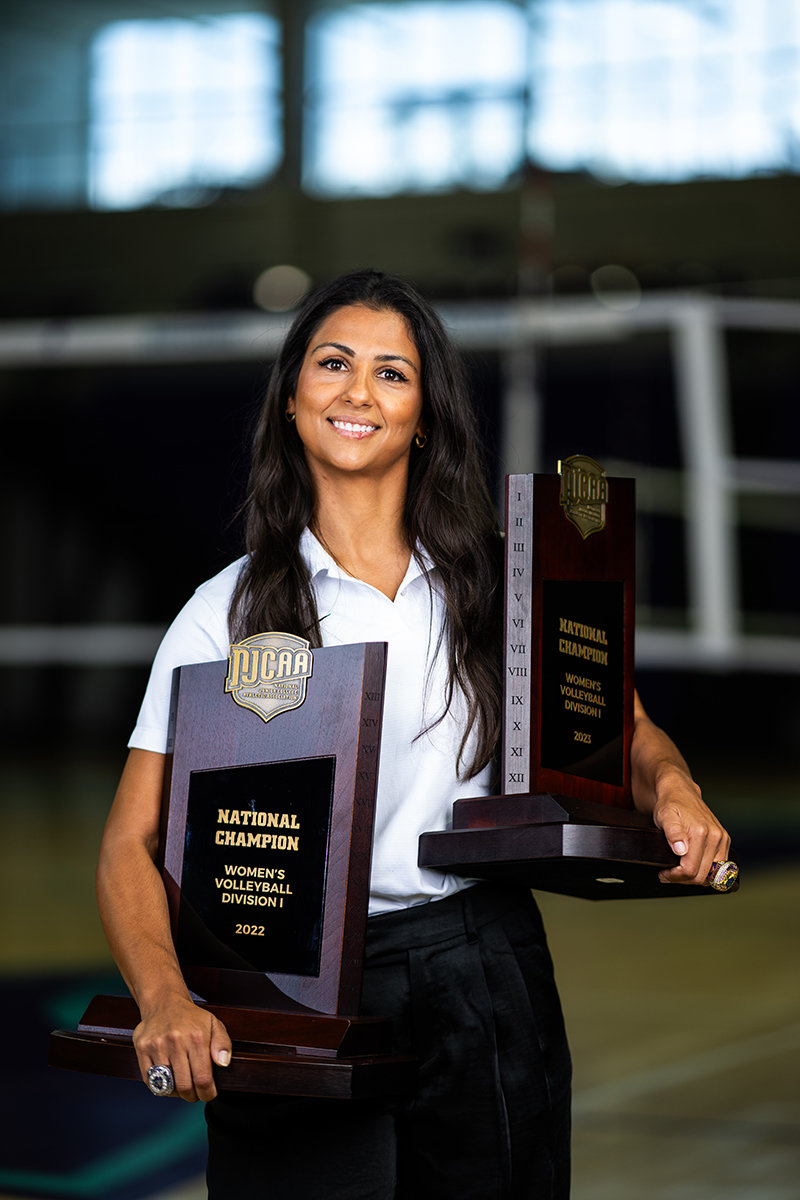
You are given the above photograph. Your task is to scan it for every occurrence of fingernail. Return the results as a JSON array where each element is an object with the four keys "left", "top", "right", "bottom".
[
  {"left": 672, "top": 841, "right": 687, "bottom": 855},
  {"left": 218, "top": 1050, "right": 230, "bottom": 1067}
]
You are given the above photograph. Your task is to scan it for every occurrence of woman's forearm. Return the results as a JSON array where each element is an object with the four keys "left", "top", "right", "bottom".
[
  {"left": 97, "top": 836, "right": 191, "bottom": 1012},
  {"left": 630, "top": 690, "right": 696, "bottom": 817},
  {"left": 630, "top": 690, "right": 731, "bottom": 884},
  {"left": 96, "top": 749, "right": 188, "bottom": 1007},
  {"left": 97, "top": 748, "right": 231, "bottom": 1100}
]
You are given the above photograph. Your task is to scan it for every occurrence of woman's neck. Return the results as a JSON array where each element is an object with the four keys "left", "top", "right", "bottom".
[{"left": 310, "top": 469, "right": 413, "bottom": 601}]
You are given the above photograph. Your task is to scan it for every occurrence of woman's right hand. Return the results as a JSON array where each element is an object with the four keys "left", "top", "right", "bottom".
[
  {"left": 133, "top": 992, "right": 232, "bottom": 1102},
  {"left": 98, "top": 751, "right": 233, "bottom": 1101}
]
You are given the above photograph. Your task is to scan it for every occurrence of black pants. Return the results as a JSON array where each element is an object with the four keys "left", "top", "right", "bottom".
[{"left": 206, "top": 883, "right": 572, "bottom": 1199}]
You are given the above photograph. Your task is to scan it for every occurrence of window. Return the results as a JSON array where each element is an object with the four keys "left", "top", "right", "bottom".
[
  {"left": 305, "top": 1, "right": 528, "bottom": 196},
  {"left": 305, "top": 0, "right": 800, "bottom": 196},
  {"left": 528, "top": 0, "right": 800, "bottom": 182},
  {"left": 89, "top": 12, "right": 281, "bottom": 210},
  {"left": 3, "top": 0, "right": 800, "bottom": 212}
]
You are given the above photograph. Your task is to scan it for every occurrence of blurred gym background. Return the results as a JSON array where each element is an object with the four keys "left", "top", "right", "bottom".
[{"left": 1, "top": 1, "right": 799, "bottom": 1197}]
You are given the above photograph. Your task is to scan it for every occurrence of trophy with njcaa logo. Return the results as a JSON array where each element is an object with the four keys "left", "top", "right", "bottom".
[
  {"left": 420, "top": 455, "right": 733, "bottom": 900},
  {"left": 50, "top": 635, "right": 416, "bottom": 1097}
]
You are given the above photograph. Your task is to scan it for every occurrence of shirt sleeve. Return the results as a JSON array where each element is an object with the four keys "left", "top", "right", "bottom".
[{"left": 128, "top": 562, "right": 242, "bottom": 753}]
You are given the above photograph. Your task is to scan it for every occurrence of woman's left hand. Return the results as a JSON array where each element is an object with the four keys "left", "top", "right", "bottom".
[
  {"left": 630, "top": 691, "right": 731, "bottom": 886},
  {"left": 649, "top": 768, "right": 731, "bottom": 885}
]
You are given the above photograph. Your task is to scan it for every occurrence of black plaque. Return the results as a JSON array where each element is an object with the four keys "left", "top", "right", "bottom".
[
  {"left": 178, "top": 757, "right": 336, "bottom": 976},
  {"left": 540, "top": 580, "right": 624, "bottom": 786}
]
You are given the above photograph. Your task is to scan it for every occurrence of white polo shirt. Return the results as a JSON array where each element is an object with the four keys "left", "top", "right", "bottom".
[{"left": 129, "top": 530, "right": 490, "bottom": 914}]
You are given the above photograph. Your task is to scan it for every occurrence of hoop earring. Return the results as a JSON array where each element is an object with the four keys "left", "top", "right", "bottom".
[
  {"left": 414, "top": 431, "right": 427, "bottom": 449},
  {"left": 285, "top": 410, "right": 296, "bottom": 423}
]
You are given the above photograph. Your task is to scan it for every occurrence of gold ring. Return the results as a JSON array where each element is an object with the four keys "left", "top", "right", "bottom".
[{"left": 706, "top": 860, "right": 739, "bottom": 892}]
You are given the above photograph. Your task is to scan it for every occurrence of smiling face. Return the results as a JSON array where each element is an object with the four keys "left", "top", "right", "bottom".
[{"left": 287, "top": 305, "right": 425, "bottom": 490}]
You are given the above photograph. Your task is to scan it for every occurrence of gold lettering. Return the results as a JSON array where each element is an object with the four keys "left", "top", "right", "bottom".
[
  {"left": 240, "top": 648, "right": 260, "bottom": 686},
  {"left": 564, "top": 699, "right": 601, "bottom": 719},
  {"left": 558, "top": 620, "right": 608, "bottom": 646},
  {"left": 294, "top": 650, "right": 310, "bottom": 675},
  {"left": 259, "top": 647, "right": 277, "bottom": 681},
  {"left": 225, "top": 647, "right": 248, "bottom": 691},
  {"left": 558, "top": 639, "right": 608, "bottom": 667}
]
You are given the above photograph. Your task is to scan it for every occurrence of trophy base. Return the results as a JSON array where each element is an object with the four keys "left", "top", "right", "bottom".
[
  {"left": 418, "top": 793, "right": 736, "bottom": 901},
  {"left": 49, "top": 995, "right": 417, "bottom": 1099}
]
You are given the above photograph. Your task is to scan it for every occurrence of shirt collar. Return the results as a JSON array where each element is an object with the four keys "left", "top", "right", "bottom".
[
  {"left": 300, "top": 528, "right": 434, "bottom": 594},
  {"left": 300, "top": 527, "right": 338, "bottom": 580}
]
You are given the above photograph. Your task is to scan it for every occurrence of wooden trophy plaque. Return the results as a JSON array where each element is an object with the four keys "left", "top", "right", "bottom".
[
  {"left": 419, "top": 458, "right": 735, "bottom": 900},
  {"left": 50, "top": 637, "right": 416, "bottom": 1098}
]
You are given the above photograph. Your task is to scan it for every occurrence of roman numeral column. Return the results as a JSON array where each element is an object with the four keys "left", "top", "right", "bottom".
[{"left": 503, "top": 475, "right": 533, "bottom": 793}]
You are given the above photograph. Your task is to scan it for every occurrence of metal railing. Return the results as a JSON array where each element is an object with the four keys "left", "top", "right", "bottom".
[{"left": 2, "top": 292, "right": 799, "bottom": 671}]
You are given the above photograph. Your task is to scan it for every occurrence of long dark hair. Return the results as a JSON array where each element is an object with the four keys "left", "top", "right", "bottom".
[{"left": 230, "top": 269, "right": 502, "bottom": 778}]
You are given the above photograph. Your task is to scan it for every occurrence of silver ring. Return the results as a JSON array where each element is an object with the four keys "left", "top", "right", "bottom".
[
  {"left": 706, "top": 860, "right": 739, "bottom": 892},
  {"left": 147, "top": 1064, "right": 175, "bottom": 1096}
]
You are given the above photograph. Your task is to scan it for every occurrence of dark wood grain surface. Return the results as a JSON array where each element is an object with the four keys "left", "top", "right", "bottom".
[
  {"left": 49, "top": 640, "right": 423, "bottom": 1097},
  {"left": 48, "top": 1029, "right": 417, "bottom": 1099},
  {"left": 418, "top": 471, "right": 735, "bottom": 899},
  {"left": 162, "top": 642, "right": 387, "bottom": 1015},
  {"left": 418, "top": 821, "right": 722, "bottom": 900},
  {"left": 528, "top": 474, "right": 636, "bottom": 808},
  {"left": 74, "top": 994, "right": 394, "bottom": 1055}
]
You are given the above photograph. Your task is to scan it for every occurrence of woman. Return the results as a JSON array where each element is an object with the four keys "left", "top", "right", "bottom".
[{"left": 97, "top": 269, "right": 730, "bottom": 1200}]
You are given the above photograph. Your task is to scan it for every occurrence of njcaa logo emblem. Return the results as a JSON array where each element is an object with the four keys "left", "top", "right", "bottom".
[
  {"left": 225, "top": 632, "right": 313, "bottom": 725},
  {"left": 558, "top": 454, "right": 608, "bottom": 540}
]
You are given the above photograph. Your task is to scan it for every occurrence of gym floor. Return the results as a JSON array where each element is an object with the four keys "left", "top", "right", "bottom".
[{"left": 1, "top": 753, "right": 798, "bottom": 1200}]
